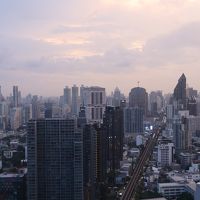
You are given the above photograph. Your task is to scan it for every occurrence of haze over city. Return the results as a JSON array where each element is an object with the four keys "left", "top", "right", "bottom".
[{"left": 1, "top": 0, "right": 200, "bottom": 96}]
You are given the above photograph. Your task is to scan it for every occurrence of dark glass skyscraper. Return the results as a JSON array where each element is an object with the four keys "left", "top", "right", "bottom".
[
  {"left": 129, "top": 87, "right": 148, "bottom": 116},
  {"left": 124, "top": 107, "right": 144, "bottom": 135},
  {"left": 27, "top": 119, "right": 83, "bottom": 200},
  {"left": 103, "top": 106, "right": 124, "bottom": 173},
  {"left": 173, "top": 73, "right": 187, "bottom": 110}
]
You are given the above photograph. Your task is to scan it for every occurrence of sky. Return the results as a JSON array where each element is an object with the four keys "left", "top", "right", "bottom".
[{"left": 1, "top": 0, "right": 200, "bottom": 96}]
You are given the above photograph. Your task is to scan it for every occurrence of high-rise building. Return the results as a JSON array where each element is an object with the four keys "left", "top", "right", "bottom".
[
  {"left": 187, "top": 97, "right": 197, "bottom": 116},
  {"left": 157, "top": 143, "right": 175, "bottom": 167},
  {"left": 13, "top": 86, "right": 19, "bottom": 107},
  {"left": 23, "top": 104, "right": 32, "bottom": 124},
  {"left": 149, "top": 91, "right": 164, "bottom": 116},
  {"left": 187, "top": 87, "right": 198, "bottom": 98},
  {"left": 173, "top": 111, "right": 189, "bottom": 151},
  {"left": 95, "top": 124, "right": 108, "bottom": 183},
  {"left": 63, "top": 86, "right": 71, "bottom": 106},
  {"left": 0, "top": 171, "right": 27, "bottom": 200},
  {"left": 82, "top": 125, "right": 97, "bottom": 200},
  {"left": 44, "top": 102, "right": 53, "bottom": 118},
  {"left": 173, "top": 73, "right": 187, "bottom": 110},
  {"left": 103, "top": 106, "right": 124, "bottom": 173},
  {"left": 129, "top": 87, "right": 148, "bottom": 116},
  {"left": 27, "top": 119, "right": 83, "bottom": 200},
  {"left": 124, "top": 107, "right": 144, "bottom": 136},
  {"left": 0, "top": 101, "right": 8, "bottom": 130},
  {"left": 0, "top": 86, "right": 4, "bottom": 102},
  {"left": 80, "top": 85, "right": 86, "bottom": 105},
  {"left": 112, "top": 87, "right": 122, "bottom": 107},
  {"left": 82, "top": 87, "right": 106, "bottom": 123},
  {"left": 72, "top": 85, "right": 79, "bottom": 115},
  {"left": 10, "top": 107, "right": 22, "bottom": 130}
]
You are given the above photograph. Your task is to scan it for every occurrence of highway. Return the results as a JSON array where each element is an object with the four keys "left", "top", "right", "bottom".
[{"left": 121, "top": 126, "right": 161, "bottom": 200}]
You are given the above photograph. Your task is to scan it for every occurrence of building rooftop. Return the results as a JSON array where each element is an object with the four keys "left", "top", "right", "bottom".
[
  {"left": 141, "top": 198, "right": 167, "bottom": 200},
  {"left": 0, "top": 173, "right": 24, "bottom": 178}
]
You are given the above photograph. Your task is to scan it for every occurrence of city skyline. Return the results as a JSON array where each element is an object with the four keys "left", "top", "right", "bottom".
[
  {"left": 1, "top": 0, "right": 200, "bottom": 95},
  {"left": 0, "top": 74, "right": 197, "bottom": 97}
]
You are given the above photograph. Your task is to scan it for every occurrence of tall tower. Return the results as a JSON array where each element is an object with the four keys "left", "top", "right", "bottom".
[
  {"left": 103, "top": 106, "right": 124, "bottom": 174},
  {"left": 13, "top": 86, "right": 19, "bottom": 107},
  {"left": 63, "top": 86, "right": 71, "bottom": 106},
  {"left": 0, "top": 86, "right": 3, "bottom": 101},
  {"left": 82, "top": 86, "right": 106, "bottom": 123},
  {"left": 27, "top": 119, "right": 83, "bottom": 200},
  {"left": 72, "top": 85, "right": 79, "bottom": 115},
  {"left": 129, "top": 87, "right": 148, "bottom": 116},
  {"left": 173, "top": 73, "right": 187, "bottom": 110}
]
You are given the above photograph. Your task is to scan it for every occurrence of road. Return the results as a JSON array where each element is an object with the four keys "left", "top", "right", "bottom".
[{"left": 121, "top": 126, "right": 161, "bottom": 200}]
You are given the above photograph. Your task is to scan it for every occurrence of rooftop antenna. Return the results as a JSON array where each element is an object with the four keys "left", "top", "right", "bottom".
[{"left": 137, "top": 81, "right": 140, "bottom": 87}]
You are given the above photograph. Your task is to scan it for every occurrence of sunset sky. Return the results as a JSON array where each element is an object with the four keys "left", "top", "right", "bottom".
[{"left": 1, "top": 0, "right": 200, "bottom": 96}]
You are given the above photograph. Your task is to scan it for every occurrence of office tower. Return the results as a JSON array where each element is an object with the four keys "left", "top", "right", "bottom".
[
  {"left": 23, "top": 104, "right": 32, "bottom": 124},
  {"left": 77, "top": 106, "right": 87, "bottom": 128},
  {"left": 187, "top": 87, "right": 198, "bottom": 98},
  {"left": 80, "top": 85, "right": 86, "bottom": 105},
  {"left": 72, "top": 85, "right": 79, "bottom": 115},
  {"left": 83, "top": 125, "right": 97, "bottom": 200},
  {"left": 95, "top": 124, "right": 107, "bottom": 183},
  {"left": 173, "top": 73, "right": 187, "bottom": 110},
  {"left": 27, "top": 119, "right": 83, "bottom": 200},
  {"left": 124, "top": 107, "right": 144, "bottom": 136},
  {"left": 0, "top": 171, "right": 27, "bottom": 200},
  {"left": 63, "top": 86, "right": 71, "bottom": 106},
  {"left": 112, "top": 87, "right": 121, "bottom": 107},
  {"left": 82, "top": 87, "right": 106, "bottom": 123},
  {"left": 172, "top": 110, "right": 199, "bottom": 152},
  {"left": 0, "top": 86, "right": 3, "bottom": 102},
  {"left": 157, "top": 143, "right": 174, "bottom": 167},
  {"left": 10, "top": 107, "right": 22, "bottom": 130},
  {"left": 149, "top": 91, "right": 164, "bottom": 116},
  {"left": 31, "top": 96, "right": 45, "bottom": 119},
  {"left": 103, "top": 106, "right": 124, "bottom": 173},
  {"left": 0, "top": 101, "right": 8, "bottom": 130},
  {"left": 187, "top": 97, "right": 197, "bottom": 116},
  {"left": 195, "top": 182, "right": 200, "bottom": 200},
  {"left": 173, "top": 111, "right": 189, "bottom": 151},
  {"left": 129, "top": 87, "right": 148, "bottom": 116},
  {"left": 44, "top": 102, "right": 53, "bottom": 118},
  {"left": 13, "top": 86, "right": 19, "bottom": 107},
  {"left": 166, "top": 104, "right": 174, "bottom": 136}
]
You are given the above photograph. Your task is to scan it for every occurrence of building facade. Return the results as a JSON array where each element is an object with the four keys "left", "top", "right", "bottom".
[{"left": 27, "top": 119, "right": 83, "bottom": 200}]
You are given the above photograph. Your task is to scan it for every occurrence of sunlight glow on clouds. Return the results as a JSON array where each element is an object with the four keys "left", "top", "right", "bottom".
[
  {"left": 35, "top": 37, "right": 91, "bottom": 45},
  {"left": 1, "top": 0, "right": 200, "bottom": 95}
]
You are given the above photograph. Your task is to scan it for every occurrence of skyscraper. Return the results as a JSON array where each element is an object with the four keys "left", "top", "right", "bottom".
[
  {"left": 82, "top": 87, "right": 106, "bottom": 123},
  {"left": 103, "top": 106, "right": 124, "bottom": 173},
  {"left": 82, "top": 125, "right": 97, "bottom": 200},
  {"left": 72, "top": 85, "right": 79, "bottom": 115},
  {"left": 124, "top": 107, "right": 144, "bottom": 135},
  {"left": 173, "top": 73, "right": 187, "bottom": 110},
  {"left": 63, "top": 86, "right": 71, "bottom": 106},
  {"left": 13, "top": 86, "right": 19, "bottom": 107},
  {"left": 27, "top": 119, "right": 83, "bottom": 200},
  {"left": 0, "top": 86, "right": 4, "bottom": 102},
  {"left": 129, "top": 87, "right": 148, "bottom": 116}
]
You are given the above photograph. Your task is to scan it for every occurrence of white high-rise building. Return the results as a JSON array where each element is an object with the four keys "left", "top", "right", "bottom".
[
  {"left": 10, "top": 107, "right": 22, "bottom": 130},
  {"left": 157, "top": 143, "right": 174, "bottom": 167},
  {"left": 82, "top": 86, "right": 106, "bottom": 123}
]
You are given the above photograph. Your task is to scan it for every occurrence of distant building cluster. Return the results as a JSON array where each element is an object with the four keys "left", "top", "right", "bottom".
[{"left": 1, "top": 74, "right": 200, "bottom": 199}]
